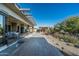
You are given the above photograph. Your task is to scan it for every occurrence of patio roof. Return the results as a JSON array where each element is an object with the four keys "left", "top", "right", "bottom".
[{"left": 3, "top": 3, "right": 36, "bottom": 26}]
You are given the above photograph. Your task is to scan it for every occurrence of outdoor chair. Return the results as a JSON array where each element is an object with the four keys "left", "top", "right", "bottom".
[
  {"left": 5, "top": 32, "right": 20, "bottom": 45},
  {"left": 5, "top": 32, "right": 19, "bottom": 39}
]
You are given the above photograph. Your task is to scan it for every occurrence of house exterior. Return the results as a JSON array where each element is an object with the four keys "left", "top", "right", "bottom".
[
  {"left": 0, "top": 3, "right": 36, "bottom": 33},
  {"left": 0, "top": 3, "right": 36, "bottom": 44},
  {"left": 39, "top": 27, "right": 49, "bottom": 32}
]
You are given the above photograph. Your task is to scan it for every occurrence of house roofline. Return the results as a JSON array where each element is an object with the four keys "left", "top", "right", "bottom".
[{"left": 3, "top": 3, "right": 36, "bottom": 26}]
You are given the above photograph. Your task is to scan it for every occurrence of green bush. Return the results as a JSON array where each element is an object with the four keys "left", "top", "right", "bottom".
[
  {"left": 0, "top": 27, "right": 3, "bottom": 35},
  {"left": 62, "top": 35, "right": 79, "bottom": 45},
  {"left": 63, "top": 35, "right": 70, "bottom": 42},
  {"left": 53, "top": 33, "right": 79, "bottom": 45}
]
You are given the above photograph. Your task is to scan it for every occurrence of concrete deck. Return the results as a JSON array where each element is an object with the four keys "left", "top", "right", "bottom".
[
  {"left": 12, "top": 33, "right": 63, "bottom": 56},
  {"left": 0, "top": 32, "right": 64, "bottom": 56}
]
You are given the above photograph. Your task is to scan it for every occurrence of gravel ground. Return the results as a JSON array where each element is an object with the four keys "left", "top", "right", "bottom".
[{"left": 44, "top": 34, "right": 79, "bottom": 56}]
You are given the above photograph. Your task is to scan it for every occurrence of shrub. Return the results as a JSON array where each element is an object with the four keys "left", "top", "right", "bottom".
[{"left": 53, "top": 33, "right": 79, "bottom": 45}]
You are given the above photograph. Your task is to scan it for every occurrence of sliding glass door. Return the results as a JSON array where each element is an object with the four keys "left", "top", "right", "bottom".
[{"left": 0, "top": 14, "right": 4, "bottom": 44}]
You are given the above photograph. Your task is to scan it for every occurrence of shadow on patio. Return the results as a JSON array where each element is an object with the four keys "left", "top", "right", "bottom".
[{"left": 12, "top": 37, "right": 64, "bottom": 56}]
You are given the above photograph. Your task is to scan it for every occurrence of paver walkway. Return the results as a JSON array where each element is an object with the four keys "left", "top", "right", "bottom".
[{"left": 12, "top": 33, "right": 63, "bottom": 56}]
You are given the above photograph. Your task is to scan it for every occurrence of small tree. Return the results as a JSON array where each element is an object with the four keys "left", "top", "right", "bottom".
[
  {"left": 0, "top": 24, "right": 3, "bottom": 35},
  {"left": 54, "top": 16, "right": 79, "bottom": 34}
]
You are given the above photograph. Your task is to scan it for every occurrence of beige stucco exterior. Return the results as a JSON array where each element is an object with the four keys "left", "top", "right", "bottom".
[{"left": 0, "top": 3, "right": 36, "bottom": 33}]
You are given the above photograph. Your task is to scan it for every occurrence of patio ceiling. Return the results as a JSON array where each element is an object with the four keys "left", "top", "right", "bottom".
[{"left": 3, "top": 3, "right": 36, "bottom": 26}]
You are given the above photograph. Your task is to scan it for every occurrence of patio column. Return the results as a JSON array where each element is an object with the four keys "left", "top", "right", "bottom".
[
  {"left": 19, "top": 25, "right": 21, "bottom": 33},
  {"left": 16, "top": 24, "right": 20, "bottom": 33},
  {"left": 20, "top": 24, "right": 25, "bottom": 33},
  {"left": 29, "top": 26, "right": 34, "bottom": 33}
]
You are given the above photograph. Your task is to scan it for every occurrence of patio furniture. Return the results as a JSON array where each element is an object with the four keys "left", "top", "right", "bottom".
[
  {"left": 5, "top": 32, "right": 19, "bottom": 39},
  {"left": 5, "top": 32, "right": 20, "bottom": 45}
]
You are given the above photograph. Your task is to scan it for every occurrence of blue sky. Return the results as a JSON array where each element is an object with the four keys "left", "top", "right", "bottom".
[
  {"left": 0, "top": 15, "right": 3, "bottom": 27},
  {"left": 18, "top": 3, "right": 79, "bottom": 28}
]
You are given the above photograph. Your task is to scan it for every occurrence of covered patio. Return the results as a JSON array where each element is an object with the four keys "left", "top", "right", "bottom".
[
  {"left": 6, "top": 16, "right": 29, "bottom": 34},
  {"left": 0, "top": 3, "right": 36, "bottom": 46}
]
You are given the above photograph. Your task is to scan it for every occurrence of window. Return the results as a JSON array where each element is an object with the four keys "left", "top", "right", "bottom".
[
  {"left": 0, "top": 15, "right": 4, "bottom": 35},
  {"left": 0, "top": 14, "right": 4, "bottom": 44},
  {"left": 0, "top": 10, "right": 8, "bottom": 45}
]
